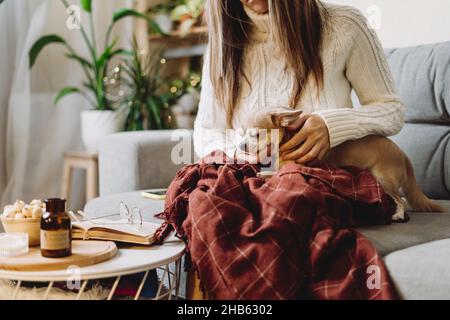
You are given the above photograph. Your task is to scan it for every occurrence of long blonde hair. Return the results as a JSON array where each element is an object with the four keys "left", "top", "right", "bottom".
[{"left": 204, "top": 0, "right": 327, "bottom": 127}]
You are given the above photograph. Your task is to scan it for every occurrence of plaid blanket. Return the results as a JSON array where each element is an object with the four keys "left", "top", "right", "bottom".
[{"left": 155, "top": 152, "right": 399, "bottom": 300}]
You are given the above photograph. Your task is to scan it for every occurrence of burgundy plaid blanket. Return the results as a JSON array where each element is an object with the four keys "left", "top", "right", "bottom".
[{"left": 155, "top": 152, "right": 399, "bottom": 300}]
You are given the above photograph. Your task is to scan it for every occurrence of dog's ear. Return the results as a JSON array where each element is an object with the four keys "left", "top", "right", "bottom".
[
  {"left": 250, "top": 111, "right": 276, "bottom": 129},
  {"left": 270, "top": 108, "right": 303, "bottom": 127}
]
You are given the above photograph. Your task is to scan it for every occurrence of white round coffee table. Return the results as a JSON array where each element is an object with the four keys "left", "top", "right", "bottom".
[{"left": 0, "top": 239, "right": 185, "bottom": 300}]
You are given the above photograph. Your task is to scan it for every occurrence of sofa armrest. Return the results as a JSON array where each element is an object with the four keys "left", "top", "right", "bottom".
[{"left": 98, "top": 130, "right": 193, "bottom": 196}]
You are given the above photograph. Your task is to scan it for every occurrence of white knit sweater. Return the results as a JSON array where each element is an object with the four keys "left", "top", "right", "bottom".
[{"left": 193, "top": 3, "right": 405, "bottom": 158}]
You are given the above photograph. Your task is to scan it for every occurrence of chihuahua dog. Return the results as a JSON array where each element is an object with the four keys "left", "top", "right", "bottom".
[{"left": 240, "top": 107, "right": 443, "bottom": 221}]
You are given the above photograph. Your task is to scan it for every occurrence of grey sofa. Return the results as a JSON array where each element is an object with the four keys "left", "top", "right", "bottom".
[{"left": 85, "top": 41, "right": 450, "bottom": 299}]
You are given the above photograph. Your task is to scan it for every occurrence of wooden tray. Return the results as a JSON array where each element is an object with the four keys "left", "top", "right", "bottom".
[{"left": 0, "top": 240, "right": 117, "bottom": 272}]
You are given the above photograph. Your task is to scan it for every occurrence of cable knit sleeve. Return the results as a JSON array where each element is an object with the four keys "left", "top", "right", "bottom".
[
  {"left": 193, "top": 50, "right": 239, "bottom": 158},
  {"left": 313, "top": 8, "right": 405, "bottom": 148}
]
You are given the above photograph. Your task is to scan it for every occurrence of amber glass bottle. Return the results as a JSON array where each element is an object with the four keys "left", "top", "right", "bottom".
[{"left": 40, "top": 198, "right": 72, "bottom": 258}]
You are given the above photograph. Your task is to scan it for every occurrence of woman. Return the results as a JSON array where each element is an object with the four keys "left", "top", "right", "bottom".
[{"left": 194, "top": 0, "right": 405, "bottom": 165}]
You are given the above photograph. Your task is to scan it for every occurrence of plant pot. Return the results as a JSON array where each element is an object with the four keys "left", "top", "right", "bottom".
[{"left": 81, "top": 110, "right": 126, "bottom": 153}]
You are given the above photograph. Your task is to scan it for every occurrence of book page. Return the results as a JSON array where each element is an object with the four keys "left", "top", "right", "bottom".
[{"left": 72, "top": 219, "right": 160, "bottom": 237}]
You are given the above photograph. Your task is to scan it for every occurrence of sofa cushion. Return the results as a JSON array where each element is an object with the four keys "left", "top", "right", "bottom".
[
  {"left": 382, "top": 42, "right": 450, "bottom": 199},
  {"left": 386, "top": 41, "right": 450, "bottom": 123},
  {"left": 351, "top": 42, "right": 450, "bottom": 199},
  {"left": 390, "top": 123, "right": 450, "bottom": 199},
  {"left": 359, "top": 200, "right": 450, "bottom": 256},
  {"left": 384, "top": 239, "right": 450, "bottom": 299}
]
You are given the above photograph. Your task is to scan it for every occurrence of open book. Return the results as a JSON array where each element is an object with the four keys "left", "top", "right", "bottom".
[{"left": 72, "top": 219, "right": 161, "bottom": 245}]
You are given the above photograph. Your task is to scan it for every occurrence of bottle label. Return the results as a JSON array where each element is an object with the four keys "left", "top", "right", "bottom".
[{"left": 40, "top": 230, "right": 70, "bottom": 250}]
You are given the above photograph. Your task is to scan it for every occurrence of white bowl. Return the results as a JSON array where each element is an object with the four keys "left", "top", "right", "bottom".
[{"left": 1, "top": 217, "right": 40, "bottom": 246}]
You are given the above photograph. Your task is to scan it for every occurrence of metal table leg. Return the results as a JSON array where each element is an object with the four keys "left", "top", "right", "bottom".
[
  {"left": 76, "top": 280, "right": 89, "bottom": 300},
  {"left": 12, "top": 280, "right": 22, "bottom": 300},
  {"left": 43, "top": 281, "right": 54, "bottom": 300},
  {"left": 134, "top": 270, "right": 149, "bottom": 300},
  {"left": 107, "top": 276, "right": 121, "bottom": 300}
]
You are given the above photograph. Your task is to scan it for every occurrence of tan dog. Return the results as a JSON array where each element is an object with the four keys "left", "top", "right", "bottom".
[{"left": 240, "top": 107, "right": 444, "bottom": 221}]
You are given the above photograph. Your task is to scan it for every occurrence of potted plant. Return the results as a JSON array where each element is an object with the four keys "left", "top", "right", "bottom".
[
  {"left": 148, "top": 0, "right": 205, "bottom": 37},
  {"left": 170, "top": 0, "right": 205, "bottom": 36},
  {"left": 119, "top": 38, "right": 174, "bottom": 131},
  {"left": 117, "top": 39, "right": 201, "bottom": 131},
  {"left": 29, "top": 0, "right": 165, "bottom": 152}
]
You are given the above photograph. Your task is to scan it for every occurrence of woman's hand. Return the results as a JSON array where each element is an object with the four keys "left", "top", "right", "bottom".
[
  {"left": 279, "top": 114, "right": 330, "bottom": 165},
  {"left": 235, "top": 142, "right": 272, "bottom": 165}
]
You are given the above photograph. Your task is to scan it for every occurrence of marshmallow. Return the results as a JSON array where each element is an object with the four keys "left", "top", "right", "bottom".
[
  {"left": 13, "top": 200, "right": 25, "bottom": 212},
  {"left": 14, "top": 213, "right": 26, "bottom": 220},
  {"left": 3, "top": 205, "right": 15, "bottom": 213},
  {"left": 22, "top": 205, "right": 33, "bottom": 218},
  {"left": 32, "top": 207, "right": 43, "bottom": 219},
  {"left": 30, "top": 199, "right": 44, "bottom": 208},
  {"left": 3, "top": 208, "right": 16, "bottom": 219}
]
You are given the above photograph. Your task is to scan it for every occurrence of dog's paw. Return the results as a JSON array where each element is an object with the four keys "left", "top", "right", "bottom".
[
  {"left": 392, "top": 212, "right": 404, "bottom": 222},
  {"left": 392, "top": 211, "right": 410, "bottom": 223}
]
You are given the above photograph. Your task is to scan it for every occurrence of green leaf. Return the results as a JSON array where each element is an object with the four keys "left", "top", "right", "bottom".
[
  {"left": 148, "top": 19, "right": 167, "bottom": 36},
  {"left": 110, "top": 49, "right": 133, "bottom": 58},
  {"left": 148, "top": 96, "right": 162, "bottom": 129},
  {"left": 112, "top": 9, "right": 166, "bottom": 36},
  {"left": 65, "top": 53, "right": 93, "bottom": 69},
  {"left": 29, "top": 35, "right": 66, "bottom": 68},
  {"left": 82, "top": 81, "right": 95, "bottom": 92},
  {"left": 96, "top": 38, "right": 118, "bottom": 70},
  {"left": 113, "top": 8, "right": 146, "bottom": 23},
  {"left": 80, "top": 0, "right": 91, "bottom": 12},
  {"left": 54, "top": 87, "right": 80, "bottom": 105}
]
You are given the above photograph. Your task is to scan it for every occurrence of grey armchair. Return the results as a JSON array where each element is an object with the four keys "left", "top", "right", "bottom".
[{"left": 98, "top": 130, "right": 193, "bottom": 196}]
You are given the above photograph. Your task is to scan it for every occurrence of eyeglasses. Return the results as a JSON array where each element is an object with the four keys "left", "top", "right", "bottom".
[{"left": 86, "top": 202, "right": 143, "bottom": 229}]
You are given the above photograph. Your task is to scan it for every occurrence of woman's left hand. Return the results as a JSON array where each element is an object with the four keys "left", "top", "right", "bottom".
[{"left": 279, "top": 114, "right": 331, "bottom": 165}]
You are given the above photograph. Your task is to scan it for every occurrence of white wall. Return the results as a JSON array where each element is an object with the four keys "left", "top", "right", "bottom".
[{"left": 325, "top": 0, "right": 450, "bottom": 48}]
